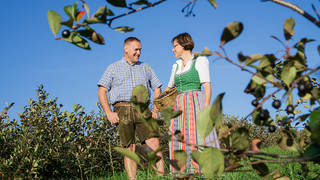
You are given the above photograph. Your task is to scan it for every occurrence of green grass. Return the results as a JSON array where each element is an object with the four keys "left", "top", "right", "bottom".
[{"left": 95, "top": 146, "right": 320, "bottom": 180}]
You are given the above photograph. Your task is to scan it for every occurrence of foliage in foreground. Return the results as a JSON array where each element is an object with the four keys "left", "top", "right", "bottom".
[{"left": 0, "top": 85, "right": 123, "bottom": 179}]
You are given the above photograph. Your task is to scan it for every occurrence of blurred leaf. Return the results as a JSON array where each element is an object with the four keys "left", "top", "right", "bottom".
[
  {"left": 303, "top": 143, "right": 320, "bottom": 163},
  {"left": 200, "top": 47, "right": 214, "bottom": 56},
  {"left": 220, "top": 22, "right": 243, "bottom": 47},
  {"left": 210, "top": 93, "right": 225, "bottom": 129},
  {"left": 252, "top": 162, "right": 269, "bottom": 177},
  {"left": 231, "top": 127, "right": 249, "bottom": 150},
  {"left": 278, "top": 133, "right": 298, "bottom": 152},
  {"left": 283, "top": 18, "right": 295, "bottom": 40},
  {"left": 208, "top": 0, "right": 217, "bottom": 9},
  {"left": 197, "top": 106, "right": 214, "bottom": 140},
  {"left": 259, "top": 54, "right": 276, "bottom": 69},
  {"left": 318, "top": 45, "right": 320, "bottom": 56},
  {"left": 64, "top": 3, "right": 77, "bottom": 20},
  {"left": 114, "top": 147, "right": 141, "bottom": 163},
  {"left": 76, "top": 11, "right": 86, "bottom": 23},
  {"left": 309, "top": 110, "right": 320, "bottom": 144},
  {"left": 173, "top": 150, "right": 187, "bottom": 169},
  {"left": 245, "top": 54, "right": 263, "bottom": 66},
  {"left": 191, "top": 148, "right": 224, "bottom": 178},
  {"left": 62, "top": 34, "right": 91, "bottom": 50},
  {"left": 76, "top": 29, "right": 105, "bottom": 45},
  {"left": 281, "top": 62, "right": 296, "bottom": 87},
  {"left": 113, "top": 26, "right": 134, "bottom": 33},
  {"left": 47, "top": 10, "right": 61, "bottom": 36},
  {"left": 84, "top": 17, "right": 106, "bottom": 24},
  {"left": 61, "top": 18, "right": 73, "bottom": 28},
  {"left": 106, "top": 0, "right": 127, "bottom": 7},
  {"left": 252, "top": 73, "right": 266, "bottom": 85},
  {"left": 91, "top": 32, "right": 105, "bottom": 44},
  {"left": 238, "top": 52, "right": 248, "bottom": 64},
  {"left": 83, "top": 2, "right": 90, "bottom": 17},
  {"left": 132, "top": 85, "right": 148, "bottom": 104},
  {"left": 95, "top": 6, "right": 114, "bottom": 21}
]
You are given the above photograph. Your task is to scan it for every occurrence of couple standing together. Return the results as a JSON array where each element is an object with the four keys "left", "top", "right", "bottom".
[{"left": 97, "top": 33, "right": 220, "bottom": 179}]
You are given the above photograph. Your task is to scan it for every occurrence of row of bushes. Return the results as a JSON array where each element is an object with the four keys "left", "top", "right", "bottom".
[{"left": 0, "top": 86, "right": 303, "bottom": 179}]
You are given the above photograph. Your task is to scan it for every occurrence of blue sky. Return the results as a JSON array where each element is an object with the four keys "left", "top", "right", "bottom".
[{"left": 1, "top": 0, "right": 319, "bottom": 120}]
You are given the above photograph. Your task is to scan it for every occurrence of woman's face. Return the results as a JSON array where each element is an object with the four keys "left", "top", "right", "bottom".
[{"left": 172, "top": 40, "right": 184, "bottom": 58}]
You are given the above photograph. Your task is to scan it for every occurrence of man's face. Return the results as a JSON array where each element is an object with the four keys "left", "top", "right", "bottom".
[
  {"left": 172, "top": 40, "right": 184, "bottom": 58},
  {"left": 124, "top": 40, "right": 142, "bottom": 64}
]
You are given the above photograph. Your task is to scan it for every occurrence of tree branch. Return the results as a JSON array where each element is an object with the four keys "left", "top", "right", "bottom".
[
  {"left": 107, "top": 0, "right": 167, "bottom": 27},
  {"left": 270, "top": 0, "right": 320, "bottom": 28}
]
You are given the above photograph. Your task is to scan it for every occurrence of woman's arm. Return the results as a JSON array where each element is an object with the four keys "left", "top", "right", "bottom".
[{"left": 202, "top": 82, "right": 211, "bottom": 108}]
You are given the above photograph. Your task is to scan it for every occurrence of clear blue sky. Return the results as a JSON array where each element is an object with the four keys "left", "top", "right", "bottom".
[{"left": 1, "top": 0, "right": 319, "bottom": 120}]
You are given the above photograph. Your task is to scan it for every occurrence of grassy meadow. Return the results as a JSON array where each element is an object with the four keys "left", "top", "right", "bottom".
[{"left": 95, "top": 146, "right": 320, "bottom": 180}]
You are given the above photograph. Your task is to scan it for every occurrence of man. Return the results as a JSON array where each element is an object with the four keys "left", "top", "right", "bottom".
[{"left": 97, "top": 37, "right": 164, "bottom": 180}]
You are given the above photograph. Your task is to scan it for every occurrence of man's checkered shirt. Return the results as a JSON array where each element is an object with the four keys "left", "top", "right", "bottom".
[{"left": 97, "top": 58, "right": 162, "bottom": 105}]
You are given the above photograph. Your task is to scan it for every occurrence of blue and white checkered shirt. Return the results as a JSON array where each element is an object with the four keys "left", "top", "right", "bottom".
[{"left": 98, "top": 58, "right": 162, "bottom": 105}]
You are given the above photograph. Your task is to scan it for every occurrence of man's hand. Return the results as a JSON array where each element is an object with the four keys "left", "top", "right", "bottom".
[
  {"left": 152, "top": 111, "right": 158, "bottom": 119},
  {"left": 106, "top": 112, "right": 119, "bottom": 124}
]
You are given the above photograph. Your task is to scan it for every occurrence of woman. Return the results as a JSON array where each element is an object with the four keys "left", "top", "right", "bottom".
[{"left": 167, "top": 33, "right": 220, "bottom": 174}]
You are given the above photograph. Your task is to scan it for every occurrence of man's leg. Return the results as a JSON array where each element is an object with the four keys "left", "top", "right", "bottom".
[
  {"left": 145, "top": 137, "right": 164, "bottom": 175},
  {"left": 124, "top": 144, "right": 137, "bottom": 180}
]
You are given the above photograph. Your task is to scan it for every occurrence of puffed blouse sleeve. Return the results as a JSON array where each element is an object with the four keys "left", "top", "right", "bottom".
[
  {"left": 195, "top": 56, "right": 211, "bottom": 83},
  {"left": 167, "top": 63, "right": 177, "bottom": 88}
]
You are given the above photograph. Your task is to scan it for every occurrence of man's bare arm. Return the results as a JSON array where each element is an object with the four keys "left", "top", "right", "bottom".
[{"left": 97, "top": 86, "right": 119, "bottom": 124}]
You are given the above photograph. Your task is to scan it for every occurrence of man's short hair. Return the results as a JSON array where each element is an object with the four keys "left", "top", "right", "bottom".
[
  {"left": 124, "top": 37, "right": 141, "bottom": 46},
  {"left": 172, "top": 32, "right": 194, "bottom": 51}
]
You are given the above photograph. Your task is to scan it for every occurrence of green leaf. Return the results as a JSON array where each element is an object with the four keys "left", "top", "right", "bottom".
[
  {"left": 191, "top": 148, "right": 224, "bottom": 178},
  {"left": 62, "top": 34, "right": 91, "bottom": 50},
  {"left": 200, "top": 47, "right": 214, "bottom": 56},
  {"left": 252, "top": 162, "right": 269, "bottom": 177},
  {"left": 283, "top": 18, "right": 295, "bottom": 40},
  {"left": 61, "top": 18, "right": 73, "bottom": 28},
  {"left": 252, "top": 73, "right": 266, "bottom": 85},
  {"left": 84, "top": 17, "right": 106, "bottom": 24},
  {"left": 197, "top": 106, "right": 214, "bottom": 140},
  {"left": 245, "top": 54, "right": 263, "bottom": 66},
  {"left": 281, "top": 63, "right": 296, "bottom": 87},
  {"left": 259, "top": 54, "right": 276, "bottom": 69},
  {"left": 114, "top": 147, "right": 141, "bottom": 163},
  {"left": 210, "top": 93, "right": 225, "bottom": 129},
  {"left": 83, "top": 2, "right": 90, "bottom": 17},
  {"left": 173, "top": 150, "right": 187, "bottom": 169},
  {"left": 132, "top": 85, "right": 148, "bottom": 104},
  {"left": 95, "top": 6, "right": 114, "bottom": 20},
  {"left": 220, "top": 22, "right": 243, "bottom": 47},
  {"left": 64, "top": 3, "right": 77, "bottom": 20},
  {"left": 231, "top": 127, "right": 249, "bottom": 150},
  {"left": 106, "top": 0, "right": 127, "bottom": 7},
  {"left": 208, "top": 0, "right": 217, "bottom": 9},
  {"left": 238, "top": 52, "right": 248, "bottom": 64},
  {"left": 309, "top": 110, "right": 320, "bottom": 144},
  {"left": 47, "top": 10, "right": 61, "bottom": 36},
  {"left": 76, "top": 29, "right": 105, "bottom": 45},
  {"left": 303, "top": 143, "right": 320, "bottom": 163},
  {"left": 113, "top": 26, "right": 134, "bottom": 33}
]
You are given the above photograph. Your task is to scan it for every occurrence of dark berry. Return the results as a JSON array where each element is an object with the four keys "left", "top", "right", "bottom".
[
  {"left": 272, "top": 99, "right": 281, "bottom": 109},
  {"left": 251, "top": 99, "right": 259, "bottom": 107},
  {"left": 268, "top": 125, "right": 276, "bottom": 133},
  {"left": 306, "top": 83, "right": 313, "bottom": 92},
  {"left": 259, "top": 110, "right": 269, "bottom": 120},
  {"left": 62, "top": 29, "right": 71, "bottom": 38},
  {"left": 298, "top": 83, "right": 306, "bottom": 93},
  {"left": 286, "top": 105, "right": 294, "bottom": 114}
]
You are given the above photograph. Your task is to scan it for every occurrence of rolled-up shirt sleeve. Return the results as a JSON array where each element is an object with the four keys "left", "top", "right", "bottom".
[
  {"left": 97, "top": 65, "right": 114, "bottom": 90},
  {"left": 195, "top": 56, "right": 211, "bottom": 83},
  {"left": 147, "top": 64, "right": 162, "bottom": 91},
  {"left": 167, "top": 64, "right": 177, "bottom": 88}
]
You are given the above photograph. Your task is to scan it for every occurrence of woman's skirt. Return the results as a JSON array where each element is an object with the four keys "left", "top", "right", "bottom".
[{"left": 169, "top": 90, "right": 220, "bottom": 174}]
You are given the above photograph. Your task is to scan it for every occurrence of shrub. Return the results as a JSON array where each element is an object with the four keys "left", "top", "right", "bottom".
[{"left": 0, "top": 85, "right": 123, "bottom": 179}]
